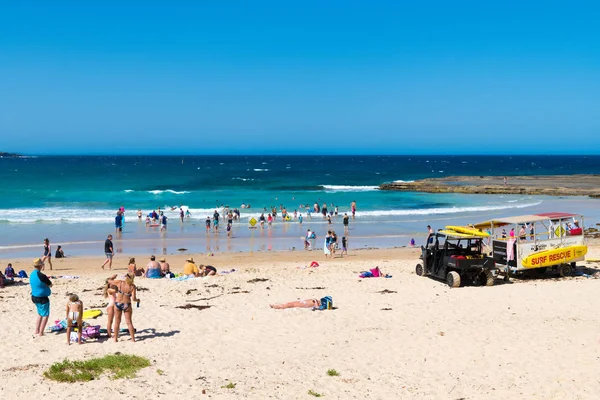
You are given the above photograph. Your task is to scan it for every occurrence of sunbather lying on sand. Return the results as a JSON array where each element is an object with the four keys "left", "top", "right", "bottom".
[{"left": 270, "top": 299, "right": 320, "bottom": 309}]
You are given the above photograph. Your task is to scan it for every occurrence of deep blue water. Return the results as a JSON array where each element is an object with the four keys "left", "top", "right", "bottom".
[{"left": 2, "top": 155, "right": 600, "bottom": 216}]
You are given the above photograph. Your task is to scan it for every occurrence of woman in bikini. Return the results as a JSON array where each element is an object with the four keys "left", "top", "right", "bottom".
[
  {"left": 42, "top": 238, "right": 53, "bottom": 270},
  {"left": 127, "top": 257, "right": 144, "bottom": 277},
  {"left": 270, "top": 299, "right": 320, "bottom": 309},
  {"left": 109, "top": 273, "right": 138, "bottom": 342},
  {"left": 103, "top": 275, "right": 117, "bottom": 339},
  {"left": 65, "top": 294, "right": 84, "bottom": 345}
]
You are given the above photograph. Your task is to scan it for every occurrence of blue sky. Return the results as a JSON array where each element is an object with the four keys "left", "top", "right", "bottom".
[{"left": 1, "top": 1, "right": 599, "bottom": 155}]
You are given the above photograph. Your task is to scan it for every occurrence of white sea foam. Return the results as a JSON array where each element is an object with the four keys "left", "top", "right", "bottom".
[
  {"left": 253, "top": 169, "right": 270, "bottom": 172},
  {"left": 393, "top": 180, "right": 415, "bottom": 183},
  {"left": 124, "top": 189, "right": 135, "bottom": 193},
  {"left": 0, "top": 200, "right": 544, "bottom": 224},
  {"left": 232, "top": 177, "right": 254, "bottom": 181},
  {"left": 320, "top": 185, "right": 379, "bottom": 192},
  {"left": 357, "top": 201, "right": 543, "bottom": 217},
  {"left": 147, "top": 190, "right": 190, "bottom": 195}
]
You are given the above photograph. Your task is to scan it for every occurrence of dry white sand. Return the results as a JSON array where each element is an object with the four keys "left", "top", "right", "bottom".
[{"left": 2, "top": 246, "right": 600, "bottom": 400}]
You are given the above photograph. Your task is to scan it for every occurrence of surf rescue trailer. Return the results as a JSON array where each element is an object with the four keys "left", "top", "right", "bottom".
[
  {"left": 416, "top": 228, "right": 498, "bottom": 288},
  {"left": 474, "top": 212, "right": 587, "bottom": 279}
]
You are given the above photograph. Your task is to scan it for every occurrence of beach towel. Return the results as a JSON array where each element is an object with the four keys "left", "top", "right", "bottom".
[
  {"left": 506, "top": 238, "right": 516, "bottom": 261},
  {"left": 219, "top": 269, "right": 236, "bottom": 275},
  {"left": 70, "top": 332, "right": 85, "bottom": 343}
]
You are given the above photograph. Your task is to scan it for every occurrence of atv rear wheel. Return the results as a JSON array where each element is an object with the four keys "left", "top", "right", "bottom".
[
  {"left": 415, "top": 264, "right": 424, "bottom": 276},
  {"left": 559, "top": 263, "right": 573, "bottom": 277},
  {"left": 447, "top": 271, "right": 461, "bottom": 288},
  {"left": 479, "top": 269, "right": 494, "bottom": 286}
]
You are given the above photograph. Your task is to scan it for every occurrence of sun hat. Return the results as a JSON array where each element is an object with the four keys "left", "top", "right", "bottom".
[
  {"left": 159, "top": 257, "right": 166, "bottom": 262},
  {"left": 186, "top": 257, "right": 194, "bottom": 263},
  {"left": 33, "top": 258, "right": 44, "bottom": 267}
]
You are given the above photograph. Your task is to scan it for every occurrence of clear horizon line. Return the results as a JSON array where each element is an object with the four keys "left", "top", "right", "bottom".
[{"left": 5, "top": 152, "right": 600, "bottom": 157}]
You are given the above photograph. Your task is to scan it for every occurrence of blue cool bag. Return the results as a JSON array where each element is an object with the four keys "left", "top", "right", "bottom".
[{"left": 318, "top": 296, "right": 333, "bottom": 310}]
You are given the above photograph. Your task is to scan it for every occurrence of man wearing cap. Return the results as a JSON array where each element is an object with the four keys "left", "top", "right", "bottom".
[
  {"left": 183, "top": 257, "right": 200, "bottom": 277},
  {"left": 145, "top": 255, "right": 163, "bottom": 278},
  {"left": 159, "top": 257, "right": 171, "bottom": 276},
  {"left": 30, "top": 258, "right": 52, "bottom": 336}
]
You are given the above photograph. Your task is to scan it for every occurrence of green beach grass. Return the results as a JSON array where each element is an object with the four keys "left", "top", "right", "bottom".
[{"left": 44, "top": 353, "right": 151, "bottom": 382}]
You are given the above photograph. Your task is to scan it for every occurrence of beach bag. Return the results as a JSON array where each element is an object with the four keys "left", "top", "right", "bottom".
[
  {"left": 82, "top": 325, "right": 101, "bottom": 339},
  {"left": 318, "top": 296, "right": 333, "bottom": 310},
  {"left": 19, "top": 270, "right": 28, "bottom": 278}
]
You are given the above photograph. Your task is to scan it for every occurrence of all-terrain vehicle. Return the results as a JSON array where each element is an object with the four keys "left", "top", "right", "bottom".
[{"left": 416, "top": 229, "right": 498, "bottom": 288}]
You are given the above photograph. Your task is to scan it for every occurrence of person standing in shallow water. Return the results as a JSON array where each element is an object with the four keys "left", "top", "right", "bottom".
[{"left": 350, "top": 200, "right": 356, "bottom": 219}]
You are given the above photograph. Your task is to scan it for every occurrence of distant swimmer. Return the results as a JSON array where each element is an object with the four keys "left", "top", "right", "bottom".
[
  {"left": 137, "top": 209, "right": 142, "bottom": 219},
  {"left": 350, "top": 200, "right": 356, "bottom": 219}
]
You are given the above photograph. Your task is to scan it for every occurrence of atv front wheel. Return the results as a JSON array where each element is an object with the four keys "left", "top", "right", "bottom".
[{"left": 415, "top": 264, "right": 424, "bottom": 276}]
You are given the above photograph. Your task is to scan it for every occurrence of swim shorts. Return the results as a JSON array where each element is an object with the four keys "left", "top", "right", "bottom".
[
  {"left": 105, "top": 252, "right": 113, "bottom": 259},
  {"left": 31, "top": 296, "right": 50, "bottom": 317},
  {"left": 36, "top": 302, "right": 50, "bottom": 317}
]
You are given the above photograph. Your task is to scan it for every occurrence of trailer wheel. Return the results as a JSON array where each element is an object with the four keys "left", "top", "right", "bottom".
[
  {"left": 415, "top": 264, "right": 424, "bottom": 277},
  {"left": 479, "top": 269, "right": 494, "bottom": 286},
  {"left": 559, "top": 264, "right": 573, "bottom": 277},
  {"left": 447, "top": 271, "right": 461, "bottom": 288}
]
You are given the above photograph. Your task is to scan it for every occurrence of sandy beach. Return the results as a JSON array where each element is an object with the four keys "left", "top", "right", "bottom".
[{"left": 2, "top": 245, "right": 600, "bottom": 400}]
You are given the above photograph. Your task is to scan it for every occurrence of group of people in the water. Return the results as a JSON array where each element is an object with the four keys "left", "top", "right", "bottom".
[{"left": 110, "top": 200, "right": 357, "bottom": 238}]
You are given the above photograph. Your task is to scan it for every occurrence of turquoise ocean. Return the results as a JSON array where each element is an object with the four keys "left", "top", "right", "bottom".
[{"left": 1, "top": 155, "right": 599, "bottom": 258}]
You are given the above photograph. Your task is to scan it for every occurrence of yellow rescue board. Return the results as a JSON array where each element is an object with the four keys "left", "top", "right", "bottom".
[
  {"left": 522, "top": 245, "right": 588, "bottom": 268},
  {"left": 438, "top": 229, "right": 486, "bottom": 239},
  {"left": 445, "top": 226, "right": 490, "bottom": 237},
  {"left": 82, "top": 309, "right": 103, "bottom": 319}
]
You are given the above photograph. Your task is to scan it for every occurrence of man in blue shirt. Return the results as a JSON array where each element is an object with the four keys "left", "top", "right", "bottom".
[{"left": 30, "top": 258, "right": 52, "bottom": 336}]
